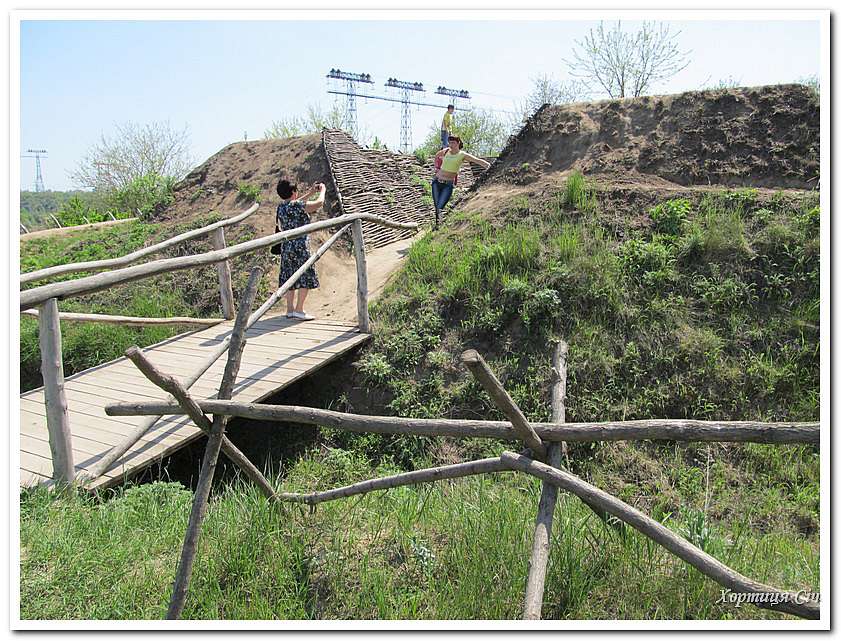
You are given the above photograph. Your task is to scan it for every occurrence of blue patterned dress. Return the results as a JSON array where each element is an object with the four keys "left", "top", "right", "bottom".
[{"left": 276, "top": 200, "right": 320, "bottom": 290}]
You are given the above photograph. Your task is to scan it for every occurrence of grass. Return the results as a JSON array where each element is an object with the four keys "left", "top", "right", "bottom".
[{"left": 19, "top": 445, "right": 818, "bottom": 620}]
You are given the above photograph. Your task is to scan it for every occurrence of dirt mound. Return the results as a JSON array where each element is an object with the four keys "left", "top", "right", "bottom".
[
  {"left": 162, "top": 134, "right": 341, "bottom": 237},
  {"left": 478, "top": 84, "right": 819, "bottom": 191}
]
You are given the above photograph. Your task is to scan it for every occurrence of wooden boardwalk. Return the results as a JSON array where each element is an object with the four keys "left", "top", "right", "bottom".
[{"left": 20, "top": 314, "right": 370, "bottom": 490}]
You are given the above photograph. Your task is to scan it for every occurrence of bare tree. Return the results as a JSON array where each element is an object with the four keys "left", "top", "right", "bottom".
[
  {"left": 264, "top": 103, "right": 351, "bottom": 139},
  {"left": 796, "top": 74, "right": 820, "bottom": 98},
  {"left": 516, "top": 74, "right": 591, "bottom": 122},
  {"left": 71, "top": 121, "right": 193, "bottom": 192},
  {"left": 566, "top": 21, "right": 691, "bottom": 98}
]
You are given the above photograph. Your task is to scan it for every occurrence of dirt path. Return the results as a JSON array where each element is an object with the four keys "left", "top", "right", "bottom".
[{"left": 266, "top": 235, "right": 418, "bottom": 324}]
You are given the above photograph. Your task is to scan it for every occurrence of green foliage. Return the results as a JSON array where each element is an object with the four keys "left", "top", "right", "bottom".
[
  {"left": 110, "top": 172, "right": 175, "bottom": 221},
  {"left": 54, "top": 196, "right": 106, "bottom": 226},
  {"left": 237, "top": 183, "right": 261, "bottom": 203},
  {"left": 414, "top": 108, "right": 513, "bottom": 159},
  {"left": 650, "top": 198, "right": 691, "bottom": 236}
]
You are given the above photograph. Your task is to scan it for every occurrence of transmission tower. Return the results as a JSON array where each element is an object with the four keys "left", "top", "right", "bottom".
[
  {"left": 22, "top": 148, "right": 48, "bottom": 192},
  {"left": 386, "top": 78, "right": 425, "bottom": 152},
  {"left": 326, "top": 69, "right": 374, "bottom": 140},
  {"left": 325, "top": 71, "right": 472, "bottom": 154},
  {"left": 435, "top": 86, "right": 472, "bottom": 111}
]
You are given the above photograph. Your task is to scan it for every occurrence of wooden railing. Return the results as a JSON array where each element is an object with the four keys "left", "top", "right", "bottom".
[{"left": 20, "top": 205, "right": 418, "bottom": 486}]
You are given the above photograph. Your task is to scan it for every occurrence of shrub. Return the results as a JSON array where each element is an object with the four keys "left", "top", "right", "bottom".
[
  {"left": 54, "top": 196, "right": 107, "bottom": 227},
  {"left": 650, "top": 198, "right": 690, "bottom": 236},
  {"left": 237, "top": 183, "right": 261, "bottom": 203},
  {"left": 111, "top": 173, "right": 175, "bottom": 220}
]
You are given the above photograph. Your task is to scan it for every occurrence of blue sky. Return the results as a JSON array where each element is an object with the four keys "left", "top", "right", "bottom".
[{"left": 19, "top": 16, "right": 822, "bottom": 191}]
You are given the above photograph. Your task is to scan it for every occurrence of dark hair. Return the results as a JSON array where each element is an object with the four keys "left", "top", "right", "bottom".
[
  {"left": 448, "top": 135, "right": 464, "bottom": 149},
  {"left": 447, "top": 104, "right": 454, "bottom": 110},
  {"left": 276, "top": 179, "right": 297, "bottom": 199}
]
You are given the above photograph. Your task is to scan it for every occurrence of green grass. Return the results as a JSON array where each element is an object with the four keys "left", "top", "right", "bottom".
[
  {"left": 19, "top": 446, "right": 818, "bottom": 620},
  {"left": 360, "top": 182, "right": 819, "bottom": 429}
]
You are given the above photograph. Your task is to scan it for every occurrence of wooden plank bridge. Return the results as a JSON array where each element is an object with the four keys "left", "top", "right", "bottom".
[{"left": 20, "top": 314, "right": 370, "bottom": 490}]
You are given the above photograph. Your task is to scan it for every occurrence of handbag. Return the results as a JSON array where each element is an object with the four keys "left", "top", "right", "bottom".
[{"left": 270, "top": 224, "right": 283, "bottom": 255}]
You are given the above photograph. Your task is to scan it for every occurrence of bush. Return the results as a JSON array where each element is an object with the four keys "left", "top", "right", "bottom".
[
  {"left": 650, "top": 198, "right": 690, "bottom": 236},
  {"left": 54, "top": 196, "right": 107, "bottom": 227},
  {"left": 237, "top": 183, "right": 261, "bottom": 203},
  {"left": 111, "top": 173, "right": 175, "bottom": 220}
]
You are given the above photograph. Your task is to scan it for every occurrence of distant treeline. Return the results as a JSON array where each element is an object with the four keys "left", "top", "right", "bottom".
[{"left": 20, "top": 190, "right": 110, "bottom": 231}]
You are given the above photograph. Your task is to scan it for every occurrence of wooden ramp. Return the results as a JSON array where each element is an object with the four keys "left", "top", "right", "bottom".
[{"left": 20, "top": 314, "right": 370, "bottom": 490}]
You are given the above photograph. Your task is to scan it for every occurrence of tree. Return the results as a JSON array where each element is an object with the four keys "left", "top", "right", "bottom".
[
  {"left": 796, "top": 74, "right": 820, "bottom": 99},
  {"left": 71, "top": 121, "right": 193, "bottom": 192},
  {"left": 566, "top": 21, "right": 691, "bottom": 98},
  {"left": 415, "top": 108, "right": 512, "bottom": 161},
  {"left": 515, "top": 74, "right": 591, "bottom": 123},
  {"left": 264, "top": 103, "right": 352, "bottom": 139}
]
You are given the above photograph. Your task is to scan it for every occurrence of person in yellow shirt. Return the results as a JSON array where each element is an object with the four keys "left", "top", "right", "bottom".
[
  {"left": 431, "top": 135, "right": 491, "bottom": 229},
  {"left": 440, "top": 104, "right": 455, "bottom": 149}
]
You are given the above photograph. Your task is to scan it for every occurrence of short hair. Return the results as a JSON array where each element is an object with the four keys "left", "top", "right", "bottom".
[
  {"left": 447, "top": 104, "right": 455, "bottom": 110},
  {"left": 276, "top": 179, "right": 296, "bottom": 199},
  {"left": 448, "top": 135, "right": 464, "bottom": 149}
]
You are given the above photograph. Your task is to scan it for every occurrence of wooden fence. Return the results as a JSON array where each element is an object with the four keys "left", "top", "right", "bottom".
[{"left": 106, "top": 338, "right": 820, "bottom": 621}]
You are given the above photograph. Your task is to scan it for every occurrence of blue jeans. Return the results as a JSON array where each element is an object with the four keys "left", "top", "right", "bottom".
[
  {"left": 441, "top": 130, "right": 449, "bottom": 148},
  {"left": 431, "top": 178, "right": 454, "bottom": 213}
]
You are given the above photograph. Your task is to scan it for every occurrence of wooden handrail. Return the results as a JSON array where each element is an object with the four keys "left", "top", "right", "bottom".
[
  {"left": 103, "top": 401, "right": 821, "bottom": 445},
  {"left": 21, "top": 203, "right": 260, "bottom": 285},
  {"left": 21, "top": 213, "right": 418, "bottom": 311},
  {"left": 21, "top": 309, "right": 225, "bottom": 327}
]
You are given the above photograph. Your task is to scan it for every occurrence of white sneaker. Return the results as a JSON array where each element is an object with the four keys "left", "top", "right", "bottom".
[
  {"left": 292, "top": 311, "right": 315, "bottom": 321},
  {"left": 286, "top": 311, "right": 295, "bottom": 318}
]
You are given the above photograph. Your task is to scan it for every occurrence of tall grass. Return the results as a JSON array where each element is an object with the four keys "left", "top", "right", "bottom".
[{"left": 19, "top": 446, "right": 818, "bottom": 620}]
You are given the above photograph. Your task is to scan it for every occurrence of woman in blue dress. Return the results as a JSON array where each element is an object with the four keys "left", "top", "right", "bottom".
[{"left": 276, "top": 178, "right": 326, "bottom": 321}]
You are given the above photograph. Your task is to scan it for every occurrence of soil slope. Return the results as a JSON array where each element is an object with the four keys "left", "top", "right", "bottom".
[{"left": 474, "top": 84, "right": 818, "bottom": 192}]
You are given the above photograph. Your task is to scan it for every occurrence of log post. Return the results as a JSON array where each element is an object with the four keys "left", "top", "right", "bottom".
[
  {"left": 123, "top": 346, "right": 279, "bottom": 502},
  {"left": 37, "top": 298, "right": 74, "bottom": 483},
  {"left": 523, "top": 340, "right": 568, "bottom": 619},
  {"left": 351, "top": 219, "right": 370, "bottom": 333},
  {"left": 460, "top": 349, "right": 547, "bottom": 460},
  {"left": 166, "top": 267, "right": 262, "bottom": 620},
  {"left": 211, "top": 227, "right": 235, "bottom": 320}
]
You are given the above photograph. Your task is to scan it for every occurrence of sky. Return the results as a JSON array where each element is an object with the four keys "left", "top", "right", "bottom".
[{"left": 18, "top": 14, "right": 822, "bottom": 191}]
